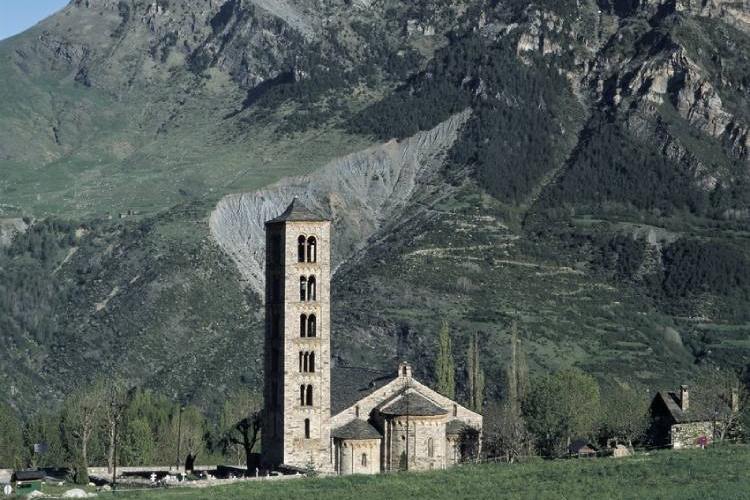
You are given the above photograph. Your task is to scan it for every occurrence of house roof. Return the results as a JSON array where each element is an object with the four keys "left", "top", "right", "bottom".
[
  {"left": 331, "top": 366, "right": 395, "bottom": 415},
  {"left": 379, "top": 391, "right": 448, "bottom": 417},
  {"left": 331, "top": 419, "right": 382, "bottom": 440},
  {"left": 12, "top": 470, "right": 45, "bottom": 481},
  {"left": 655, "top": 391, "right": 730, "bottom": 424},
  {"left": 569, "top": 439, "right": 596, "bottom": 454},
  {"left": 265, "top": 197, "right": 328, "bottom": 224}
]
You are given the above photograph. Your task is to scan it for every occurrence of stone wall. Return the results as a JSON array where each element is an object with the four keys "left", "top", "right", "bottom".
[
  {"left": 384, "top": 416, "right": 446, "bottom": 471},
  {"left": 335, "top": 439, "right": 381, "bottom": 475},
  {"left": 263, "top": 219, "right": 332, "bottom": 472},
  {"left": 671, "top": 422, "right": 714, "bottom": 449}
]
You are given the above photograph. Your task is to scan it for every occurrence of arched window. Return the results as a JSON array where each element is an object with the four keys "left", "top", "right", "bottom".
[
  {"left": 299, "top": 352, "right": 304, "bottom": 372},
  {"left": 307, "top": 314, "right": 316, "bottom": 338},
  {"left": 300, "top": 385, "right": 305, "bottom": 406},
  {"left": 303, "top": 352, "right": 309, "bottom": 372},
  {"left": 300, "top": 314, "right": 307, "bottom": 337},
  {"left": 309, "top": 352, "right": 315, "bottom": 373},
  {"left": 306, "top": 385, "right": 313, "bottom": 406},
  {"left": 428, "top": 438, "right": 434, "bottom": 458},
  {"left": 361, "top": 453, "right": 367, "bottom": 467},
  {"left": 304, "top": 418, "right": 310, "bottom": 439},
  {"left": 298, "top": 235, "right": 306, "bottom": 262},
  {"left": 307, "top": 276, "right": 316, "bottom": 301},
  {"left": 299, "top": 276, "right": 307, "bottom": 301},
  {"left": 307, "top": 236, "right": 317, "bottom": 263}
]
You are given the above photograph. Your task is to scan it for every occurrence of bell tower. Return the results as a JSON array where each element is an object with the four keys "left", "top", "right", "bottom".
[{"left": 262, "top": 198, "right": 332, "bottom": 470}]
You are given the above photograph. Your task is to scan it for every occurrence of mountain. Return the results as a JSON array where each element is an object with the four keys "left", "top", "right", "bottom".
[{"left": 1, "top": 0, "right": 749, "bottom": 414}]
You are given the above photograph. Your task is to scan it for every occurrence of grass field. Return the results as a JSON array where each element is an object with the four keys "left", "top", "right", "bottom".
[{"left": 108, "top": 445, "right": 750, "bottom": 500}]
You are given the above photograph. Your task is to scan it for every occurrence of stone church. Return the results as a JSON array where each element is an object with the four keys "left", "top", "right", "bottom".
[{"left": 261, "top": 199, "right": 482, "bottom": 475}]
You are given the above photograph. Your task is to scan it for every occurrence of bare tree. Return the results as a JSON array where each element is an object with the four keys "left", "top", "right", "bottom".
[
  {"left": 483, "top": 401, "right": 532, "bottom": 462},
  {"left": 692, "top": 367, "right": 748, "bottom": 441},
  {"left": 220, "top": 390, "right": 262, "bottom": 471},
  {"left": 62, "top": 380, "right": 105, "bottom": 481},
  {"left": 102, "top": 379, "right": 128, "bottom": 474}
]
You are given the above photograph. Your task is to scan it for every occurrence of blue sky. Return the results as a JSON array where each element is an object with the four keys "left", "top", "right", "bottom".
[{"left": 0, "top": 1, "right": 69, "bottom": 41}]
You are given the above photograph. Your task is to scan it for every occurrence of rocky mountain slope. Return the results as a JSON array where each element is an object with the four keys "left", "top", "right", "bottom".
[{"left": 1, "top": 0, "right": 749, "bottom": 413}]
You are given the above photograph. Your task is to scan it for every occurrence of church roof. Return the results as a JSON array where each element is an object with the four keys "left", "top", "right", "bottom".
[
  {"left": 265, "top": 197, "right": 328, "bottom": 224},
  {"left": 379, "top": 391, "right": 448, "bottom": 417},
  {"left": 331, "top": 366, "right": 395, "bottom": 415},
  {"left": 331, "top": 419, "right": 382, "bottom": 440}
]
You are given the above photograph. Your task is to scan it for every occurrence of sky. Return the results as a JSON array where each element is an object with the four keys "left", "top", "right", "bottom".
[{"left": 0, "top": 0, "right": 69, "bottom": 41}]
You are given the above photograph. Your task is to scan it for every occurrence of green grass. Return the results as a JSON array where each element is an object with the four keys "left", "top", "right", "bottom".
[{"left": 109, "top": 445, "right": 750, "bottom": 500}]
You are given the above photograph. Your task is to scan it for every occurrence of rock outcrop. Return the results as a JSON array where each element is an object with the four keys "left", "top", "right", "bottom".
[{"left": 209, "top": 110, "right": 471, "bottom": 295}]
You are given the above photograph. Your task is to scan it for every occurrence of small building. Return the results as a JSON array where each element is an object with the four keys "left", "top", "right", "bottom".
[
  {"left": 11, "top": 470, "right": 45, "bottom": 496},
  {"left": 568, "top": 439, "right": 596, "bottom": 458},
  {"left": 649, "top": 384, "right": 735, "bottom": 449}
]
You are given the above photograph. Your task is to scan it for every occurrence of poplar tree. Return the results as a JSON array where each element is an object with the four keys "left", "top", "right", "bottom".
[
  {"left": 466, "top": 332, "right": 485, "bottom": 413},
  {"left": 435, "top": 320, "right": 455, "bottom": 399}
]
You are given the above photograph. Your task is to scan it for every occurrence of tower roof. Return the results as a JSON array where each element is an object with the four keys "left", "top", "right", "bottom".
[{"left": 265, "top": 197, "right": 328, "bottom": 224}]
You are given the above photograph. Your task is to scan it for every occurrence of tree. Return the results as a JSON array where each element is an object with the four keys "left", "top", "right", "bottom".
[
  {"left": 506, "top": 320, "right": 529, "bottom": 409},
  {"left": 121, "top": 418, "right": 155, "bottom": 466},
  {"left": 102, "top": 379, "right": 128, "bottom": 474},
  {"left": 524, "top": 368, "right": 601, "bottom": 457},
  {"left": 61, "top": 380, "right": 105, "bottom": 482},
  {"left": 24, "top": 411, "right": 67, "bottom": 468},
  {"left": 466, "top": 332, "right": 485, "bottom": 413},
  {"left": 169, "top": 405, "right": 206, "bottom": 468},
  {"left": 599, "top": 384, "right": 649, "bottom": 447},
  {"left": 0, "top": 403, "right": 25, "bottom": 468},
  {"left": 483, "top": 401, "right": 532, "bottom": 463},
  {"left": 220, "top": 389, "right": 262, "bottom": 471},
  {"left": 691, "top": 367, "right": 748, "bottom": 441},
  {"left": 435, "top": 320, "right": 455, "bottom": 399}
]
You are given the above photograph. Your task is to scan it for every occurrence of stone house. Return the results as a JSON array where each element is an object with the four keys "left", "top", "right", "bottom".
[
  {"left": 649, "top": 384, "right": 737, "bottom": 449},
  {"left": 261, "top": 199, "right": 482, "bottom": 474}
]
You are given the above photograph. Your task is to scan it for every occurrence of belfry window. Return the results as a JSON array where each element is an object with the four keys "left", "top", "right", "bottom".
[
  {"left": 428, "top": 438, "right": 434, "bottom": 458},
  {"left": 299, "top": 276, "right": 307, "bottom": 301},
  {"left": 307, "top": 314, "right": 316, "bottom": 337},
  {"left": 300, "top": 385, "right": 306, "bottom": 406},
  {"left": 304, "top": 418, "right": 311, "bottom": 439},
  {"left": 307, "top": 276, "right": 316, "bottom": 301},
  {"left": 307, "top": 236, "right": 317, "bottom": 263},
  {"left": 306, "top": 385, "right": 313, "bottom": 406},
  {"left": 298, "top": 235, "right": 306, "bottom": 262},
  {"left": 309, "top": 352, "right": 315, "bottom": 372},
  {"left": 361, "top": 453, "right": 367, "bottom": 467},
  {"left": 300, "top": 314, "right": 307, "bottom": 337}
]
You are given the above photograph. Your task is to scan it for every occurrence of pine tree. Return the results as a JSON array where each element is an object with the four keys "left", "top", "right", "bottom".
[
  {"left": 466, "top": 332, "right": 485, "bottom": 413},
  {"left": 435, "top": 320, "right": 455, "bottom": 399}
]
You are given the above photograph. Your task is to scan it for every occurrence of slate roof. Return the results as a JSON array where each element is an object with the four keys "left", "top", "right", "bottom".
[
  {"left": 655, "top": 391, "right": 731, "bottom": 423},
  {"left": 265, "top": 197, "right": 328, "bottom": 224},
  {"left": 12, "top": 470, "right": 45, "bottom": 481},
  {"left": 331, "top": 366, "right": 395, "bottom": 415},
  {"left": 379, "top": 391, "right": 448, "bottom": 417},
  {"left": 331, "top": 419, "right": 383, "bottom": 440}
]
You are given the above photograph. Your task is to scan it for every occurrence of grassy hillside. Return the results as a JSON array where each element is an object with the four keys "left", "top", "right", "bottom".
[{"left": 109, "top": 445, "right": 750, "bottom": 499}]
